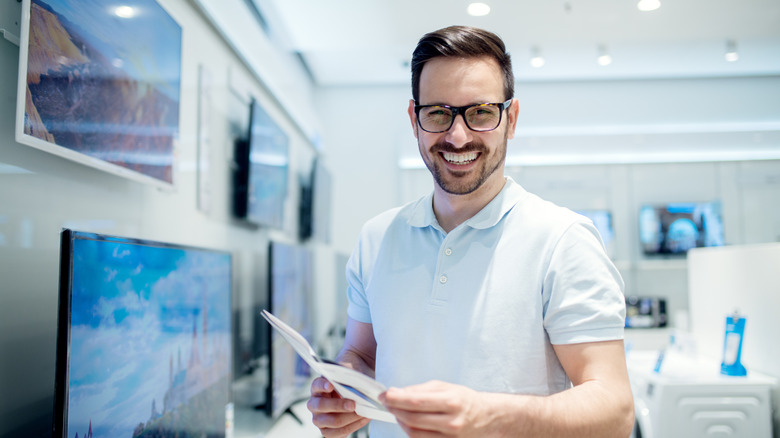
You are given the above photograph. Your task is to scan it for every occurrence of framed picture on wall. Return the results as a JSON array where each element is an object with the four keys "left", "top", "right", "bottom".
[{"left": 15, "top": 0, "right": 182, "bottom": 189}]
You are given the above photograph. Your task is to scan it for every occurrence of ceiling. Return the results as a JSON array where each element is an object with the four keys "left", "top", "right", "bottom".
[{"left": 255, "top": 0, "right": 780, "bottom": 86}]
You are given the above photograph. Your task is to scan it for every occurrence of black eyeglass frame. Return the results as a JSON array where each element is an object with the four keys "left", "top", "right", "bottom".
[{"left": 413, "top": 99, "right": 513, "bottom": 133}]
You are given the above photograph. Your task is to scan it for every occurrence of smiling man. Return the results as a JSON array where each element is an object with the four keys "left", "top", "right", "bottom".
[{"left": 308, "top": 26, "right": 634, "bottom": 438}]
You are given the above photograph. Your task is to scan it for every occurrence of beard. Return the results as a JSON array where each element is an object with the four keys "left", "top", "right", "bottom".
[{"left": 422, "top": 135, "right": 507, "bottom": 196}]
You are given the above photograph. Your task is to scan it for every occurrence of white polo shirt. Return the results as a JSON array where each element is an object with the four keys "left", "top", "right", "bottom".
[{"left": 346, "top": 177, "right": 625, "bottom": 436}]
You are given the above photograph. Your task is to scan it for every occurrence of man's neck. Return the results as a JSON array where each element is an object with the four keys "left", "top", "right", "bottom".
[{"left": 432, "top": 176, "right": 507, "bottom": 233}]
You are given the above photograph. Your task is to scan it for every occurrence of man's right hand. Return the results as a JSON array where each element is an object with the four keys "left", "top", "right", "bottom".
[{"left": 307, "top": 376, "right": 371, "bottom": 437}]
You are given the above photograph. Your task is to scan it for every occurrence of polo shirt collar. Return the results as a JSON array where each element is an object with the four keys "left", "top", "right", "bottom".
[{"left": 407, "top": 177, "right": 527, "bottom": 230}]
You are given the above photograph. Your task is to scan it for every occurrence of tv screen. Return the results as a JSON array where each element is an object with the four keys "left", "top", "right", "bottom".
[
  {"left": 639, "top": 202, "right": 724, "bottom": 255},
  {"left": 267, "top": 241, "right": 313, "bottom": 419},
  {"left": 299, "top": 157, "right": 332, "bottom": 242},
  {"left": 16, "top": 0, "right": 181, "bottom": 188},
  {"left": 575, "top": 209, "right": 614, "bottom": 257},
  {"left": 55, "top": 229, "right": 232, "bottom": 437},
  {"left": 233, "top": 99, "right": 289, "bottom": 229}
]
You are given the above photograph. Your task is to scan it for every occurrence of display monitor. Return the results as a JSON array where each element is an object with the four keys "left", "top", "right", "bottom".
[
  {"left": 266, "top": 241, "right": 313, "bottom": 420},
  {"left": 55, "top": 229, "right": 232, "bottom": 437},
  {"left": 639, "top": 201, "right": 724, "bottom": 255},
  {"left": 233, "top": 99, "right": 289, "bottom": 229},
  {"left": 575, "top": 209, "right": 615, "bottom": 257},
  {"left": 299, "top": 157, "right": 332, "bottom": 242},
  {"left": 16, "top": 0, "right": 182, "bottom": 188}
]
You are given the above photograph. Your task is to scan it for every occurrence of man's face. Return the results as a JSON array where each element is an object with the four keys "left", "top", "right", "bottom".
[{"left": 408, "top": 56, "right": 517, "bottom": 196}]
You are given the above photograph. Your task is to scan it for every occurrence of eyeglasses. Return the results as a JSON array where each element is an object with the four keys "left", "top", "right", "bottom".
[{"left": 414, "top": 99, "right": 512, "bottom": 133}]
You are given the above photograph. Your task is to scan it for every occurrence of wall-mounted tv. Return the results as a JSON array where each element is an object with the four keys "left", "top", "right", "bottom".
[
  {"left": 639, "top": 201, "right": 724, "bottom": 255},
  {"left": 55, "top": 229, "right": 232, "bottom": 437},
  {"left": 299, "top": 157, "right": 332, "bottom": 242},
  {"left": 233, "top": 99, "right": 289, "bottom": 229},
  {"left": 575, "top": 209, "right": 614, "bottom": 257},
  {"left": 266, "top": 241, "right": 313, "bottom": 420},
  {"left": 15, "top": 0, "right": 182, "bottom": 188}
]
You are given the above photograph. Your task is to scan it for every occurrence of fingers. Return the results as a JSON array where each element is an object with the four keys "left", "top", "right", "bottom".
[
  {"left": 309, "top": 377, "right": 369, "bottom": 437},
  {"left": 381, "top": 384, "right": 454, "bottom": 413},
  {"left": 307, "top": 392, "right": 356, "bottom": 414},
  {"left": 316, "top": 416, "right": 371, "bottom": 438},
  {"left": 311, "top": 376, "right": 338, "bottom": 396}
]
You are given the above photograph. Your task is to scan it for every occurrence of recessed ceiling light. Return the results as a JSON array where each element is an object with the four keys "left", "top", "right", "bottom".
[
  {"left": 467, "top": 3, "right": 491, "bottom": 17},
  {"left": 529, "top": 46, "right": 545, "bottom": 68},
  {"left": 114, "top": 6, "right": 136, "bottom": 18},
  {"left": 725, "top": 39, "right": 739, "bottom": 62},
  {"left": 597, "top": 45, "right": 612, "bottom": 66},
  {"left": 637, "top": 0, "right": 660, "bottom": 12}
]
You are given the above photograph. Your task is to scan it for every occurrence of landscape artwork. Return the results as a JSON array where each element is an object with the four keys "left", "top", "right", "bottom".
[
  {"left": 65, "top": 235, "right": 232, "bottom": 437},
  {"left": 18, "top": 0, "right": 181, "bottom": 185}
]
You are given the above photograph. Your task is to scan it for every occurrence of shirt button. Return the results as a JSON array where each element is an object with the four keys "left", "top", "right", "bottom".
[
  {"left": 439, "top": 275, "right": 448, "bottom": 284},
  {"left": 445, "top": 248, "right": 453, "bottom": 256}
]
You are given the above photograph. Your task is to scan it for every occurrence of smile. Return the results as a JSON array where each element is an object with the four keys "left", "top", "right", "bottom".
[{"left": 442, "top": 151, "right": 479, "bottom": 165}]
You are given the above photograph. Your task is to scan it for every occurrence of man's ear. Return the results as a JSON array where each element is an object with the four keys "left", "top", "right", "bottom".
[
  {"left": 505, "top": 98, "right": 519, "bottom": 140},
  {"left": 408, "top": 99, "right": 419, "bottom": 139}
]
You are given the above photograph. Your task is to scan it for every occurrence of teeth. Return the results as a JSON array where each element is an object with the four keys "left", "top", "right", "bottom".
[{"left": 443, "top": 151, "right": 478, "bottom": 165}]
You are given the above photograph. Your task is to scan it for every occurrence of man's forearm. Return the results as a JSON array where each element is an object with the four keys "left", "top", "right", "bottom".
[
  {"left": 335, "top": 347, "right": 376, "bottom": 379},
  {"left": 486, "top": 380, "right": 634, "bottom": 438}
]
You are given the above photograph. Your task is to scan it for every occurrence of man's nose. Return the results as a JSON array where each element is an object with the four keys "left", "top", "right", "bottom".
[{"left": 444, "top": 113, "right": 473, "bottom": 147}]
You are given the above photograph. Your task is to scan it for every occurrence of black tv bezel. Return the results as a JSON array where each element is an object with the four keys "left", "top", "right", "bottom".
[
  {"left": 232, "top": 135, "right": 251, "bottom": 220},
  {"left": 53, "top": 228, "right": 234, "bottom": 437},
  {"left": 298, "top": 159, "right": 316, "bottom": 241},
  {"left": 53, "top": 228, "right": 75, "bottom": 437}
]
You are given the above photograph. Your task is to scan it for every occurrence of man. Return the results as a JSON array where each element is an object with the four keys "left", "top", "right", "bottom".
[{"left": 308, "top": 25, "right": 634, "bottom": 438}]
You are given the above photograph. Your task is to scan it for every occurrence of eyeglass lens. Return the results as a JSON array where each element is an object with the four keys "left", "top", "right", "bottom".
[{"left": 418, "top": 103, "right": 503, "bottom": 133}]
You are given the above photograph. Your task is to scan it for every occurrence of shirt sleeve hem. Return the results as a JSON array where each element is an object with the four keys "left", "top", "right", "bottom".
[
  {"left": 549, "top": 326, "right": 624, "bottom": 345},
  {"left": 347, "top": 304, "right": 372, "bottom": 324}
]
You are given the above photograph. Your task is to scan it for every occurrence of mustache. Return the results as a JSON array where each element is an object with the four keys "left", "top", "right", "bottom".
[{"left": 431, "top": 138, "right": 487, "bottom": 154}]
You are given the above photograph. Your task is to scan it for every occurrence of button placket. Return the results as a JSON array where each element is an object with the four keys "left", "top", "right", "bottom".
[{"left": 431, "top": 234, "right": 457, "bottom": 305}]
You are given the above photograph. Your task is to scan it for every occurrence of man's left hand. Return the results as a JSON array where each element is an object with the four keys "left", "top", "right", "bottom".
[{"left": 379, "top": 380, "right": 495, "bottom": 437}]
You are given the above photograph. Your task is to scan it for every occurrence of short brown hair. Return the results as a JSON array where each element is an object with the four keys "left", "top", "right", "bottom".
[{"left": 411, "top": 26, "right": 514, "bottom": 103}]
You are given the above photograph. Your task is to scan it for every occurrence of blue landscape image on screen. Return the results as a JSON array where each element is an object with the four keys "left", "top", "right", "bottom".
[
  {"left": 66, "top": 234, "right": 231, "bottom": 437},
  {"left": 23, "top": 0, "right": 182, "bottom": 184},
  {"left": 247, "top": 100, "right": 289, "bottom": 229}
]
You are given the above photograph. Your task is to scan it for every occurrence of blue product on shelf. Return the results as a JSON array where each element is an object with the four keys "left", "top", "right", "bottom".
[{"left": 720, "top": 313, "right": 747, "bottom": 376}]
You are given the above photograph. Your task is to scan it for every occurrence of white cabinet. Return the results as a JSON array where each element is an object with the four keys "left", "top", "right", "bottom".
[{"left": 628, "top": 351, "right": 776, "bottom": 438}]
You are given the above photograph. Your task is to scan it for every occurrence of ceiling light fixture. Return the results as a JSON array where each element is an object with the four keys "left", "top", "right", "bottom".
[
  {"left": 597, "top": 44, "right": 612, "bottom": 66},
  {"left": 725, "top": 39, "right": 739, "bottom": 62},
  {"left": 637, "top": 0, "right": 660, "bottom": 12},
  {"left": 529, "top": 46, "right": 545, "bottom": 68},
  {"left": 467, "top": 2, "right": 491, "bottom": 17},
  {"left": 114, "top": 5, "right": 136, "bottom": 18}
]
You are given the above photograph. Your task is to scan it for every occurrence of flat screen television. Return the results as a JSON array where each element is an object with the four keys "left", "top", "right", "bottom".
[
  {"left": 55, "top": 229, "right": 232, "bottom": 437},
  {"left": 266, "top": 241, "right": 313, "bottom": 420},
  {"left": 233, "top": 99, "right": 289, "bottom": 229},
  {"left": 299, "top": 157, "right": 332, "bottom": 242},
  {"left": 575, "top": 209, "right": 614, "bottom": 257},
  {"left": 639, "top": 201, "right": 724, "bottom": 255},
  {"left": 16, "top": 0, "right": 181, "bottom": 188}
]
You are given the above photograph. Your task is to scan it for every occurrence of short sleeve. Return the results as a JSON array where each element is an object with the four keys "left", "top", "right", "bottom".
[
  {"left": 345, "top": 242, "right": 372, "bottom": 324},
  {"left": 543, "top": 220, "right": 626, "bottom": 345}
]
